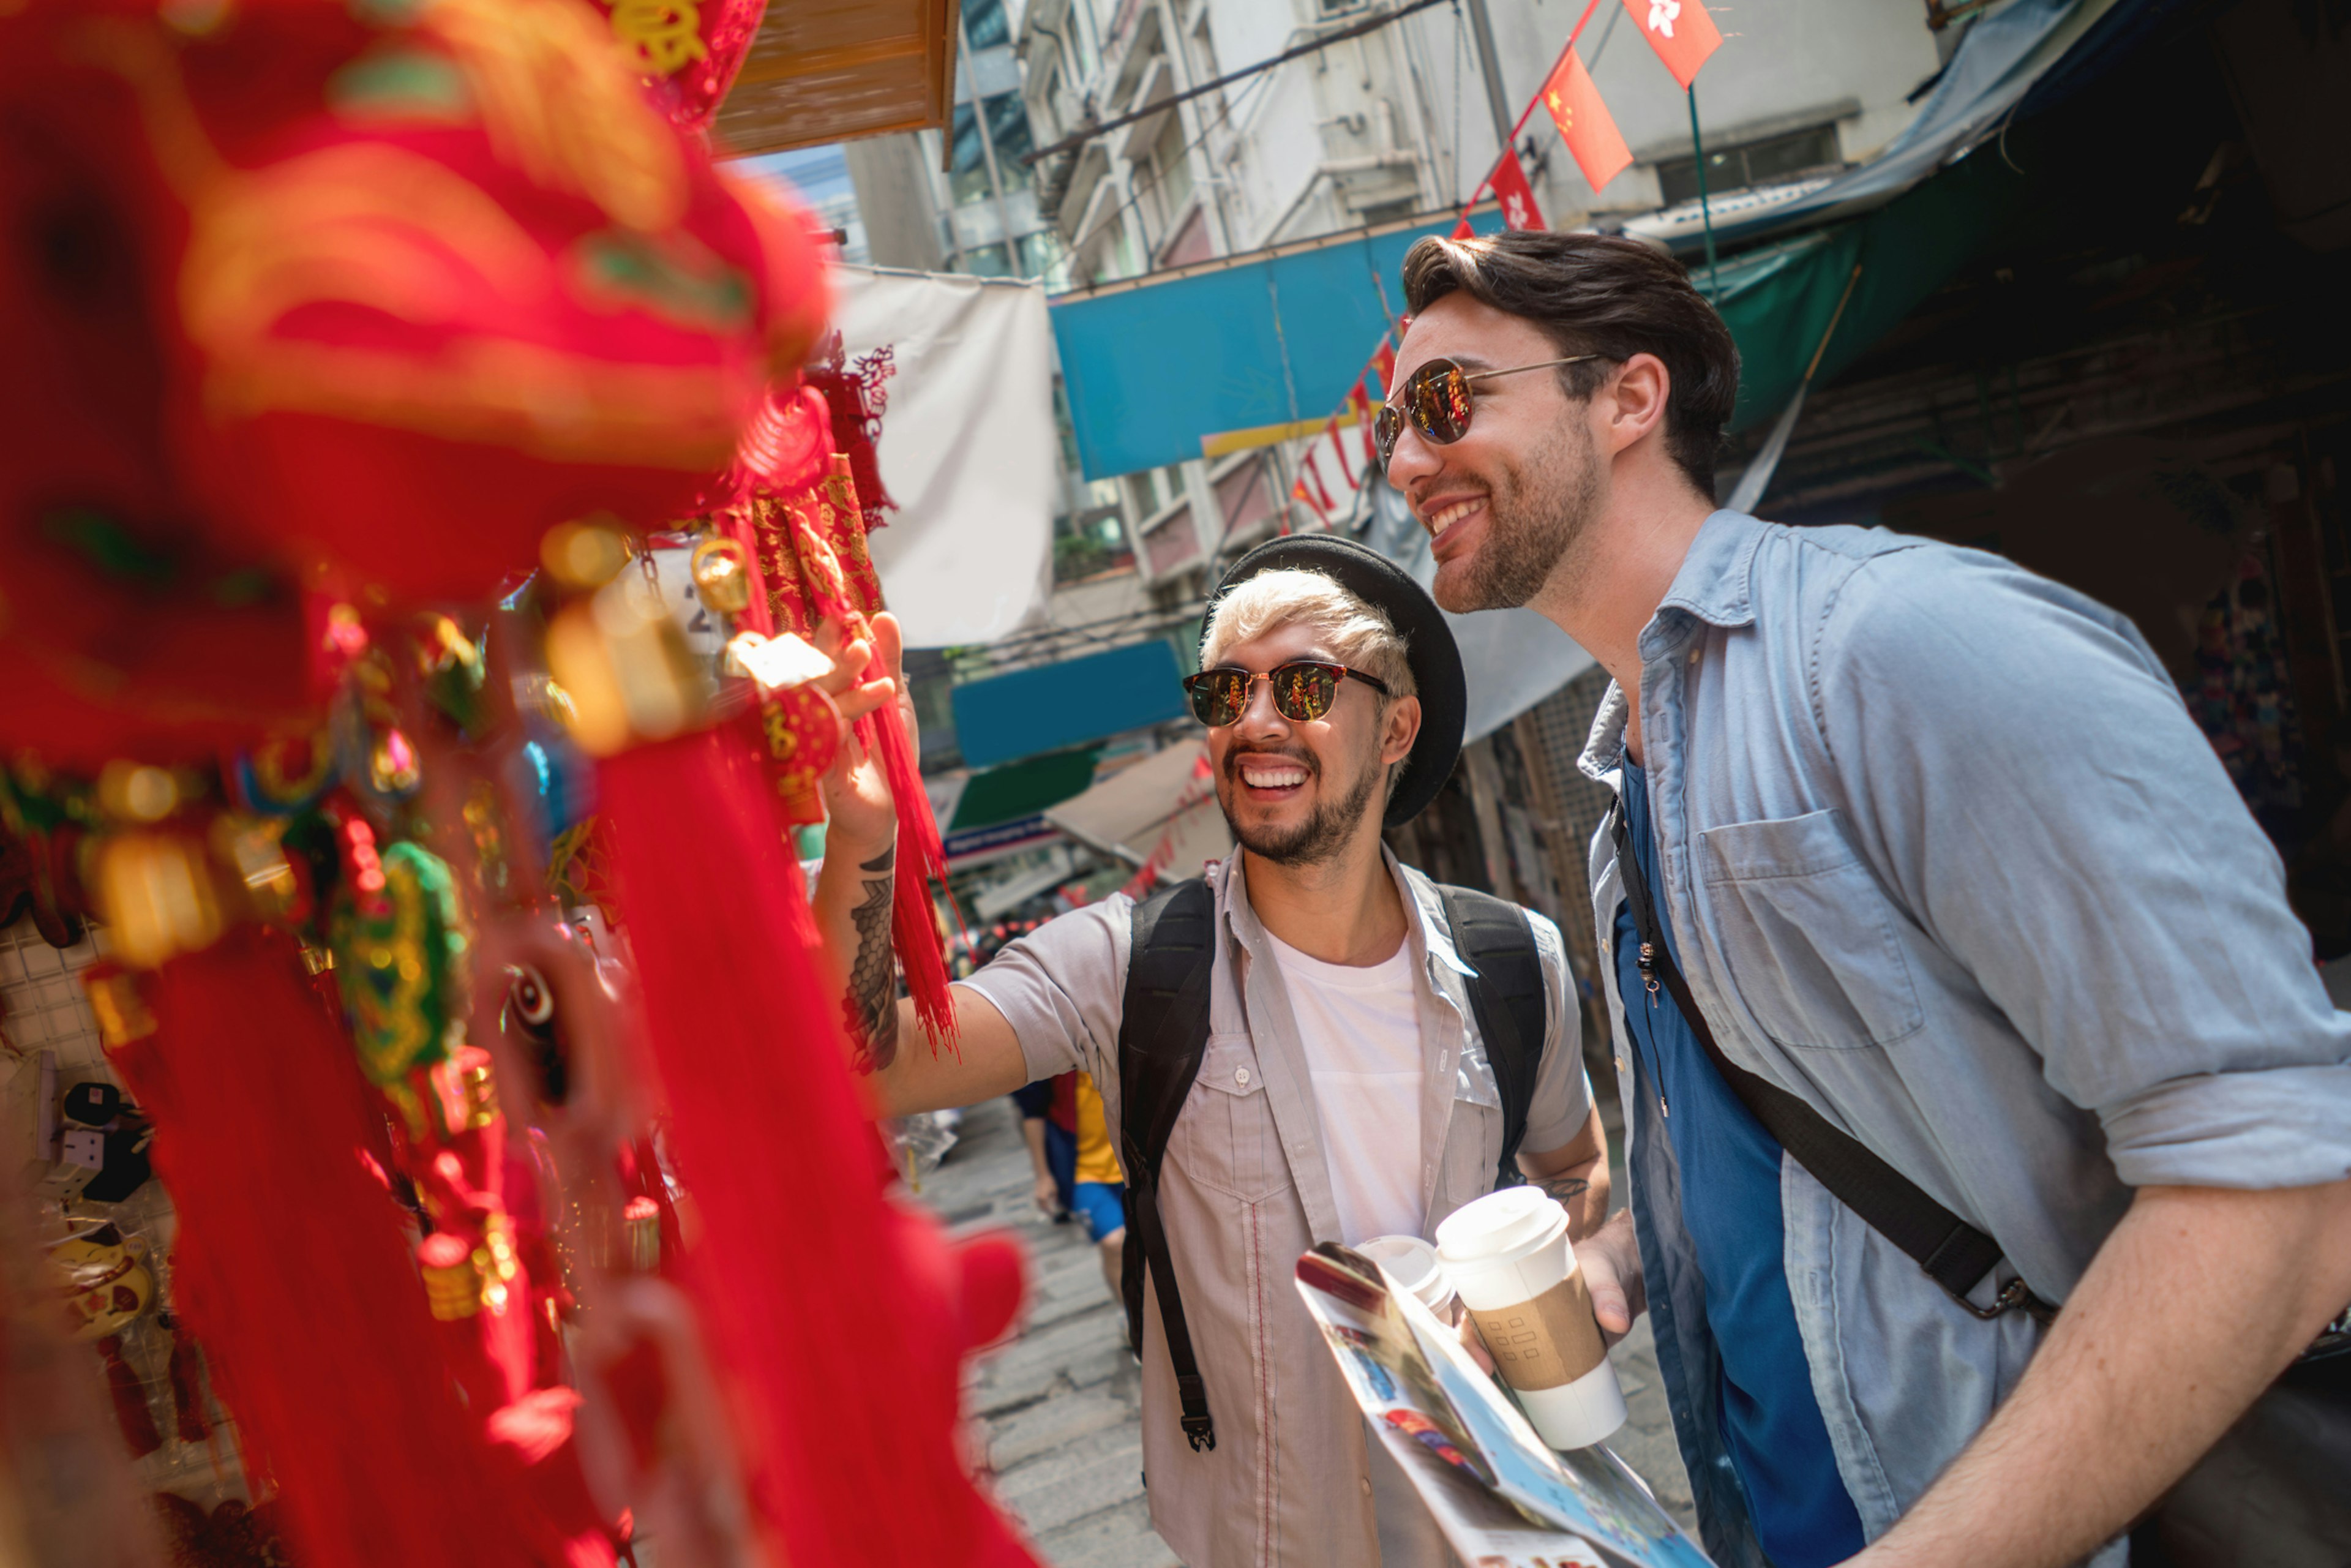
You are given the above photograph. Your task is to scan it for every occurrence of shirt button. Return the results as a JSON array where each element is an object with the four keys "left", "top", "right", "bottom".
[
  {"left": 1235, "top": 1067, "right": 1250, "bottom": 1087},
  {"left": 1687, "top": 645, "right": 1701, "bottom": 664},
  {"left": 1360, "top": 1477, "right": 1372, "bottom": 1496},
  {"left": 1616, "top": 1056, "right": 1627, "bottom": 1073}
]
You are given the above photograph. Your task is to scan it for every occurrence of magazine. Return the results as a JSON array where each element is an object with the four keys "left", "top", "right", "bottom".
[{"left": 1295, "top": 1242, "right": 1715, "bottom": 1568}]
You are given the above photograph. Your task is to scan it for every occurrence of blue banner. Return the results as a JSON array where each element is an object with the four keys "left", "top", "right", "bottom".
[
  {"left": 950, "top": 638, "right": 1190, "bottom": 770},
  {"left": 1049, "top": 210, "right": 1504, "bottom": 481}
]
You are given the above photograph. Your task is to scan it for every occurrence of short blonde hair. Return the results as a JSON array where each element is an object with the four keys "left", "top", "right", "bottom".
[{"left": 1198, "top": 568, "right": 1415, "bottom": 698}]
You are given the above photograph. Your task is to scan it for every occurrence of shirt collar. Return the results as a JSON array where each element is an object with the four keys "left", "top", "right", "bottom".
[
  {"left": 1578, "top": 510, "right": 1766, "bottom": 785},
  {"left": 1217, "top": 848, "right": 1474, "bottom": 981}
]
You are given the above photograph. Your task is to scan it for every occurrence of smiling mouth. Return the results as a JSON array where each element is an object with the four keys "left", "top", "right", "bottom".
[
  {"left": 1231, "top": 754, "right": 1313, "bottom": 798},
  {"left": 1423, "top": 494, "right": 1487, "bottom": 551}
]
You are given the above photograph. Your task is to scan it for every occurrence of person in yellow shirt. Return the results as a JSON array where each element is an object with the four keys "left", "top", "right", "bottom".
[{"left": 1016, "top": 1070, "right": 1126, "bottom": 1302}]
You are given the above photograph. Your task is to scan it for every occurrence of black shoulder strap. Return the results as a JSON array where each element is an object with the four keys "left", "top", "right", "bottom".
[
  {"left": 1609, "top": 805, "right": 2048, "bottom": 1321},
  {"left": 1434, "top": 885, "right": 1547, "bottom": 1190},
  {"left": 1116, "top": 876, "right": 1219, "bottom": 1450}
]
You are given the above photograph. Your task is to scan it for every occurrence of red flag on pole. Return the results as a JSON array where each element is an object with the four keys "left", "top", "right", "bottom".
[
  {"left": 1621, "top": 0, "right": 1722, "bottom": 89},
  {"left": 1325, "top": 418, "right": 1360, "bottom": 492},
  {"left": 1540, "top": 48, "right": 1632, "bottom": 193},
  {"left": 1348, "top": 384, "right": 1378, "bottom": 469},
  {"left": 1490, "top": 148, "right": 1546, "bottom": 231},
  {"left": 1371, "top": 340, "right": 1398, "bottom": 399},
  {"left": 1449, "top": 215, "right": 1475, "bottom": 239}
]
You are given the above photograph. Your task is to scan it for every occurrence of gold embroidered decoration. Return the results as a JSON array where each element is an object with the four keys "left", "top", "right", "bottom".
[{"left": 606, "top": 0, "right": 708, "bottom": 77}]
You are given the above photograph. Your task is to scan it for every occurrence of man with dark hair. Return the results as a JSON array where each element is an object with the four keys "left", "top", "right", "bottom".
[{"left": 1383, "top": 229, "right": 2351, "bottom": 1568}]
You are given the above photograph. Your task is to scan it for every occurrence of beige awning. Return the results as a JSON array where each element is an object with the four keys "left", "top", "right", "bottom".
[
  {"left": 714, "top": 0, "right": 961, "bottom": 157},
  {"left": 1047, "top": 741, "right": 1231, "bottom": 884}
]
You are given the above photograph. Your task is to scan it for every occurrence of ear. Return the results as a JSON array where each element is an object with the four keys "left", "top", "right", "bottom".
[
  {"left": 1595, "top": 352, "right": 1672, "bottom": 459},
  {"left": 1382, "top": 694, "right": 1422, "bottom": 767}
]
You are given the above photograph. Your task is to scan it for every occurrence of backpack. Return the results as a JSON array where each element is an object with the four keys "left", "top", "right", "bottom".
[{"left": 1114, "top": 875, "right": 1547, "bottom": 1452}]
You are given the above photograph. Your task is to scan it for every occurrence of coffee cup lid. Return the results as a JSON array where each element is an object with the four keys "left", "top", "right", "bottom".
[
  {"left": 1434, "top": 1186, "right": 1565, "bottom": 1266},
  {"left": 1356, "top": 1234, "right": 1442, "bottom": 1297}
]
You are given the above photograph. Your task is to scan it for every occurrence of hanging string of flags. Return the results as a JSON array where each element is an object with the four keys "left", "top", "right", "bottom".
[{"left": 1287, "top": 0, "right": 1721, "bottom": 529}]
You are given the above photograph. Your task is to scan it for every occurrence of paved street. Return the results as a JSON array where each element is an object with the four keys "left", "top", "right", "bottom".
[{"left": 917, "top": 1094, "right": 1698, "bottom": 1567}]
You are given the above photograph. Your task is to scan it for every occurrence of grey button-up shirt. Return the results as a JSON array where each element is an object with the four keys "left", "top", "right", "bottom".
[
  {"left": 1586, "top": 510, "right": 2351, "bottom": 1567},
  {"left": 961, "top": 849, "right": 1588, "bottom": 1567}
]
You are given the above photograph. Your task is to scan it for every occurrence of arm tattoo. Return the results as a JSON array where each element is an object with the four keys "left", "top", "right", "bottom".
[
  {"left": 844, "top": 844, "right": 898, "bottom": 1073},
  {"left": 1534, "top": 1174, "right": 1591, "bottom": 1206}
]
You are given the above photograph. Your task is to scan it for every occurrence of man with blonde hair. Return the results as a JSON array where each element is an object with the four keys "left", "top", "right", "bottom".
[{"left": 815, "top": 535, "right": 1609, "bottom": 1565}]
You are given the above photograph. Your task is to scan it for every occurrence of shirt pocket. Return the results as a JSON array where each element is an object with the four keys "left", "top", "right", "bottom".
[
  {"left": 1697, "top": 808, "right": 1927, "bottom": 1052},
  {"left": 1166, "top": 1032, "right": 1284, "bottom": 1201}
]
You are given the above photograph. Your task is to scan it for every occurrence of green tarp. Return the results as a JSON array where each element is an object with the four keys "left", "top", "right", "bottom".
[
  {"left": 947, "top": 744, "right": 1106, "bottom": 833},
  {"left": 1712, "top": 132, "right": 2036, "bottom": 432}
]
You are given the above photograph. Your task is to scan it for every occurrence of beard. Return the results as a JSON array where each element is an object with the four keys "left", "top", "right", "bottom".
[
  {"left": 1439, "top": 416, "right": 1605, "bottom": 613},
  {"left": 1217, "top": 742, "right": 1384, "bottom": 867}
]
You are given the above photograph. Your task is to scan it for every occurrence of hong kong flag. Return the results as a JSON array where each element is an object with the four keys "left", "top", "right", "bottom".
[
  {"left": 1622, "top": 0, "right": 1722, "bottom": 89},
  {"left": 1540, "top": 48, "right": 1632, "bottom": 192},
  {"left": 1490, "top": 148, "right": 1546, "bottom": 231}
]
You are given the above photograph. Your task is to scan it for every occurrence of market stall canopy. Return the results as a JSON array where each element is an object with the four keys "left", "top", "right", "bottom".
[
  {"left": 714, "top": 0, "right": 961, "bottom": 156},
  {"left": 828, "top": 265, "right": 1056, "bottom": 647},
  {"left": 1049, "top": 208, "right": 1505, "bottom": 482},
  {"left": 1046, "top": 740, "right": 1231, "bottom": 886},
  {"left": 1633, "top": 0, "right": 2125, "bottom": 256}
]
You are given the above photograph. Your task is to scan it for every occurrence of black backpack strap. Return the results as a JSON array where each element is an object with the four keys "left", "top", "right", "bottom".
[
  {"left": 1117, "top": 877, "right": 1219, "bottom": 1450},
  {"left": 1434, "top": 884, "right": 1547, "bottom": 1190},
  {"left": 1609, "top": 805, "right": 2049, "bottom": 1320}
]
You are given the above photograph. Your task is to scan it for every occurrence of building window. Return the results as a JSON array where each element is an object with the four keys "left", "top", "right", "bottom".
[
  {"left": 986, "top": 92, "right": 1037, "bottom": 190},
  {"left": 966, "top": 0, "right": 1010, "bottom": 50},
  {"left": 949, "top": 102, "right": 991, "bottom": 206},
  {"left": 1656, "top": 122, "right": 1841, "bottom": 207},
  {"left": 963, "top": 242, "right": 1014, "bottom": 277},
  {"left": 1150, "top": 115, "right": 1194, "bottom": 231},
  {"left": 1017, "top": 230, "right": 1066, "bottom": 281}
]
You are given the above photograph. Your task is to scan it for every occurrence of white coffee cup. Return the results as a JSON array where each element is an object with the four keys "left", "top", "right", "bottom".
[
  {"left": 1434, "top": 1187, "right": 1626, "bottom": 1450},
  {"left": 1357, "top": 1234, "right": 1454, "bottom": 1319}
]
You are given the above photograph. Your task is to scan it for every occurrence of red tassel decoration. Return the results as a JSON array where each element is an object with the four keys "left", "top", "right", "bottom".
[
  {"left": 167, "top": 1318, "right": 211, "bottom": 1444},
  {"left": 868, "top": 696, "right": 958, "bottom": 1046},
  {"left": 119, "top": 934, "right": 534, "bottom": 1567},
  {"left": 595, "top": 727, "right": 1038, "bottom": 1566},
  {"left": 96, "top": 1334, "right": 162, "bottom": 1457}
]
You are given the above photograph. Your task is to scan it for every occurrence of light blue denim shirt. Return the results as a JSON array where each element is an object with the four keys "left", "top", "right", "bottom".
[{"left": 1578, "top": 511, "right": 2351, "bottom": 1567}]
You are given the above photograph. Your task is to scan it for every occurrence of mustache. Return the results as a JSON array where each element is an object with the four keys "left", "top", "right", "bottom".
[{"left": 1221, "top": 743, "right": 1320, "bottom": 783}]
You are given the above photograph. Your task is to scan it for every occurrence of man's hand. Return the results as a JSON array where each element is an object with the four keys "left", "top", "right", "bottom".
[
  {"left": 809, "top": 612, "right": 913, "bottom": 1070},
  {"left": 1458, "top": 1206, "right": 1646, "bottom": 1374},
  {"left": 813, "top": 612, "right": 912, "bottom": 860},
  {"left": 1034, "top": 1172, "right": 1065, "bottom": 1220},
  {"left": 1577, "top": 1209, "right": 1644, "bottom": 1343}
]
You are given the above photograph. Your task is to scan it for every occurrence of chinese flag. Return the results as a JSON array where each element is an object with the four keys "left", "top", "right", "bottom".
[
  {"left": 1622, "top": 0, "right": 1722, "bottom": 89},
  {"left": 1490, "top": 148, "right": 1547, "bottom": 230},
  {"left": 1540, "top": 48, "right": 1632, "bottom": 193},
  {"left": 1450, "top": 215, "right": 1476, "bottom": 238}
]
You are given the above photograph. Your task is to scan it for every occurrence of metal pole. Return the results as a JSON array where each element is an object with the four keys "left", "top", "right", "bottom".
[
  {"left": 1687, "top": 84, "right": 1720, "bottom": 299},
  {"left": 1462, "top": 0, "right": 1515, "bottom": 159}
]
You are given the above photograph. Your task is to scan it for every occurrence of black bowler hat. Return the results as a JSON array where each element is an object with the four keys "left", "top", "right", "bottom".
[{"left": 1204, "top": 535, "right": 1467, "bottom": 828}]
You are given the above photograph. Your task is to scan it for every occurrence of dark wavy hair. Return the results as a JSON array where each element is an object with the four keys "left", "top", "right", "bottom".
[{"left": 1400, "top": 230, "right": 1739, "bottom": 492}]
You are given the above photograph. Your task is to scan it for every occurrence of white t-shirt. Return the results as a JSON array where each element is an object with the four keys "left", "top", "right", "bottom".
[{"left": 1261, "top": 927, "right": 1426, "bottom": 1244}]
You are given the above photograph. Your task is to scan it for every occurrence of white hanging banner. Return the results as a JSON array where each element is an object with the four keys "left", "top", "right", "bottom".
[{"left": 826, "top": 264, "right": 1057, "bottom": 648}]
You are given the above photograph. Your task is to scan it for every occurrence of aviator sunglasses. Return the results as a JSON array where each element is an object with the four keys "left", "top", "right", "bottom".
[
  {"left": 1373, "top": 354, "right": 1603, "bottom": 472},
  {"left": 1183, "top": 661, "right": 1392, "bottom": 727}
]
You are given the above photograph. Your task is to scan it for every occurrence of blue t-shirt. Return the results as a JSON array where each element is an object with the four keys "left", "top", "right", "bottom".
[{"left": 1614, "top": 759, "right": 1865, "bottom": 1568}]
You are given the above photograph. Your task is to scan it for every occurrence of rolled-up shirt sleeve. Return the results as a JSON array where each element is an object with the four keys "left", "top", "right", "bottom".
[
  {"left": 1818, "top": 547, "right": 2351, "bottom": 1191},
  {"left": 954, "top": 896, "right": 1134, "bottom": 1092},
  {"left": 1518, "top": 909, "right": 1594, "bottom": 1154}
]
